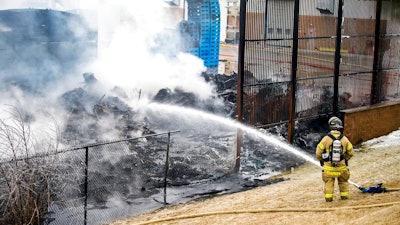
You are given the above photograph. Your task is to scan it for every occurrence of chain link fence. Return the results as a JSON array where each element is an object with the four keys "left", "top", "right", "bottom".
[
  {"left": 1, "top": 130, "right": 239, "bottom": 225},
  {"left": 238, "top": 0, "right": 400, "bottom": 129}
]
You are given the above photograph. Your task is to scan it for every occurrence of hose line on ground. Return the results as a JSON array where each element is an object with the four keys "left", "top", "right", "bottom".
[
  {"left": 386, "top": 188, "right": 400, "bottom": 191},
  {"left": 133, "top": 201, "right": 400, "bottom": 225}
]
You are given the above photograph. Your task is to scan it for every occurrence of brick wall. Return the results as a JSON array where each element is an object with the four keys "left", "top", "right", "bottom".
[{"left": 342, "top": 101, "right": 400, "bottom": 145}]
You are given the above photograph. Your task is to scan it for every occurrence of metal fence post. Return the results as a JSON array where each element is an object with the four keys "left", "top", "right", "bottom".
[
  {"left": 84, "top": 146, "right": 89, "bottom": 225},
  {"left": 288, "top": 0, "right": 300, "bottom": 144},
  {"left": 371, "top": 0, "right": 382, "bottom": 104},
  {"left": 235, "top": 0, "right": 247, "bottom": 172},
  {"left": 333, "top": 0, "right": 344, "bottom": 116},
  {"left": 163, "top": 132, "right": 171, "bottom": 205}
]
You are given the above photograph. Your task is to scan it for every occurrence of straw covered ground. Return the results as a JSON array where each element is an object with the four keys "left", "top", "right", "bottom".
[{"left": 108, "top": 137, "right": 400, "bottom": 225}]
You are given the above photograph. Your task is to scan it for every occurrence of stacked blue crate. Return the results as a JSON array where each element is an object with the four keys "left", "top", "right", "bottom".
[{"left": 186, "top": 0, "right": 220, "bottom": 70}]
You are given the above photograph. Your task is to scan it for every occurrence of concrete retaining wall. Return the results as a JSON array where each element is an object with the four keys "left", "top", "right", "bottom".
[{"left": 342, "top": 100, "right": 400, "bottom": 145}]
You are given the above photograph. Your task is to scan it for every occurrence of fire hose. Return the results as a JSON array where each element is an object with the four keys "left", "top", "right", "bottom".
[
  {"left": 319, "top": 163, "right": 400, "bottom": 193},
  {"left": 131, "top": 178, "right": 400, "bottom": 225},
  {"left": 348, "top": 180, "right": 400, "bottom": 193},
  {"left": 321, "top": 164, "right": 400, "bottom": 193},
  {"left": 133, "top": 201, "right": 400, "bottom": 225},
  {"left": 130, "top": 172, "right": 400, "bottom": 225}
]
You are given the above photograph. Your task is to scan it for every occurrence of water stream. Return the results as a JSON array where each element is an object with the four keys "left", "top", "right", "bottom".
[{"left": 140, "top": 102, "right": 321, "bottom": 168}]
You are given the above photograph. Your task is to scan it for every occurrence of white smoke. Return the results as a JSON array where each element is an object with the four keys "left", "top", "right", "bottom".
[
  {"left": 0, "top": 0, "right": 96, "bottom": 10},
  {"left": 89, "top": 0, "right": 214, "bottom": 101},
  {"left": 0, "top": 0, "right": 217, "bottom": 101}
]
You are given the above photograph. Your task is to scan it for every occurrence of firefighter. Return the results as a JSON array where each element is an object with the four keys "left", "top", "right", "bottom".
[{"left": 316, "top": 116, "right": 354, "bottom": 202}]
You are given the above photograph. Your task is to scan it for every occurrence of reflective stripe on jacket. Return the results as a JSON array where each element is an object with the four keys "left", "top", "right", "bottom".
[{"left": 323, "top": 165, "right": 347, "bottom": 177}]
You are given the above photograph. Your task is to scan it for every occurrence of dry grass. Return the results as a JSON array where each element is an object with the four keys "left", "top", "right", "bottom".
[{"left": 108, "top": 143, "right": 400, "bottom": 225}]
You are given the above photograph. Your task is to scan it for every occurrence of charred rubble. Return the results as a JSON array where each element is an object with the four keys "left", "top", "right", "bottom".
[
  {"left": 55, "top": 72, "right": 242, "bottom": 205},
  {"left": 152, "top": 72, "right": 237, "bottom": 118},
  {"left": 59, "top": 73, "right": 151, "bottom": 144},
  {"left": 14, "top": 71, "right": 323, "bottom": 209},
  {"left": 59, "top": 72, "right": 238, "bottom": 144}
]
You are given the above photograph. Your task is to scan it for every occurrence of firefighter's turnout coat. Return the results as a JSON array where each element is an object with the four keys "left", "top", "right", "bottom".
[{"left": 316, "top": 130, "right": 354, "bottom": 201}]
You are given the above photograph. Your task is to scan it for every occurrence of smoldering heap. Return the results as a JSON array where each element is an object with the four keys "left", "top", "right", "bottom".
[
  {"left": 58, "top": 71, "right": 302, "bottom": 177},
  {"left": 59, "top": 72, "right": 238, "bottom": 144}
]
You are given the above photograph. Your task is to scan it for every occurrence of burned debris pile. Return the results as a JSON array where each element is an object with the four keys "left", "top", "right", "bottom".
[
  {"left": 59, "top": 72, "right": 239, "bottom": 144},
  {"left": 53, "top": 72, "right": 241, "bottom": 205},
  {"left": 152, "top": 72, "right": 238, "bottom": 118}
]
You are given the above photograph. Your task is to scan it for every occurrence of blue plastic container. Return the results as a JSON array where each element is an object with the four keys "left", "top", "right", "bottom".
[{"left": 186, "top": 0, "right": 220, "bottom": 69}]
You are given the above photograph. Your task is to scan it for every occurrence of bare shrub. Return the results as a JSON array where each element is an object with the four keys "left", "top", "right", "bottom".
[{"left": 0, "top": 107, "right": 60, "bottom": 225}]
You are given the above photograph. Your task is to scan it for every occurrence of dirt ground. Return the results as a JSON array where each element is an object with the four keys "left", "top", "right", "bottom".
[{"left": 108, "top": 139, "right": 400, "bottom": 225}]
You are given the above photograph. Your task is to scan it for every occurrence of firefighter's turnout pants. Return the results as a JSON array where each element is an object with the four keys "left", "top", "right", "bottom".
[{"left": 322, "top": 164, "right": 350, "bottom": 201}]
